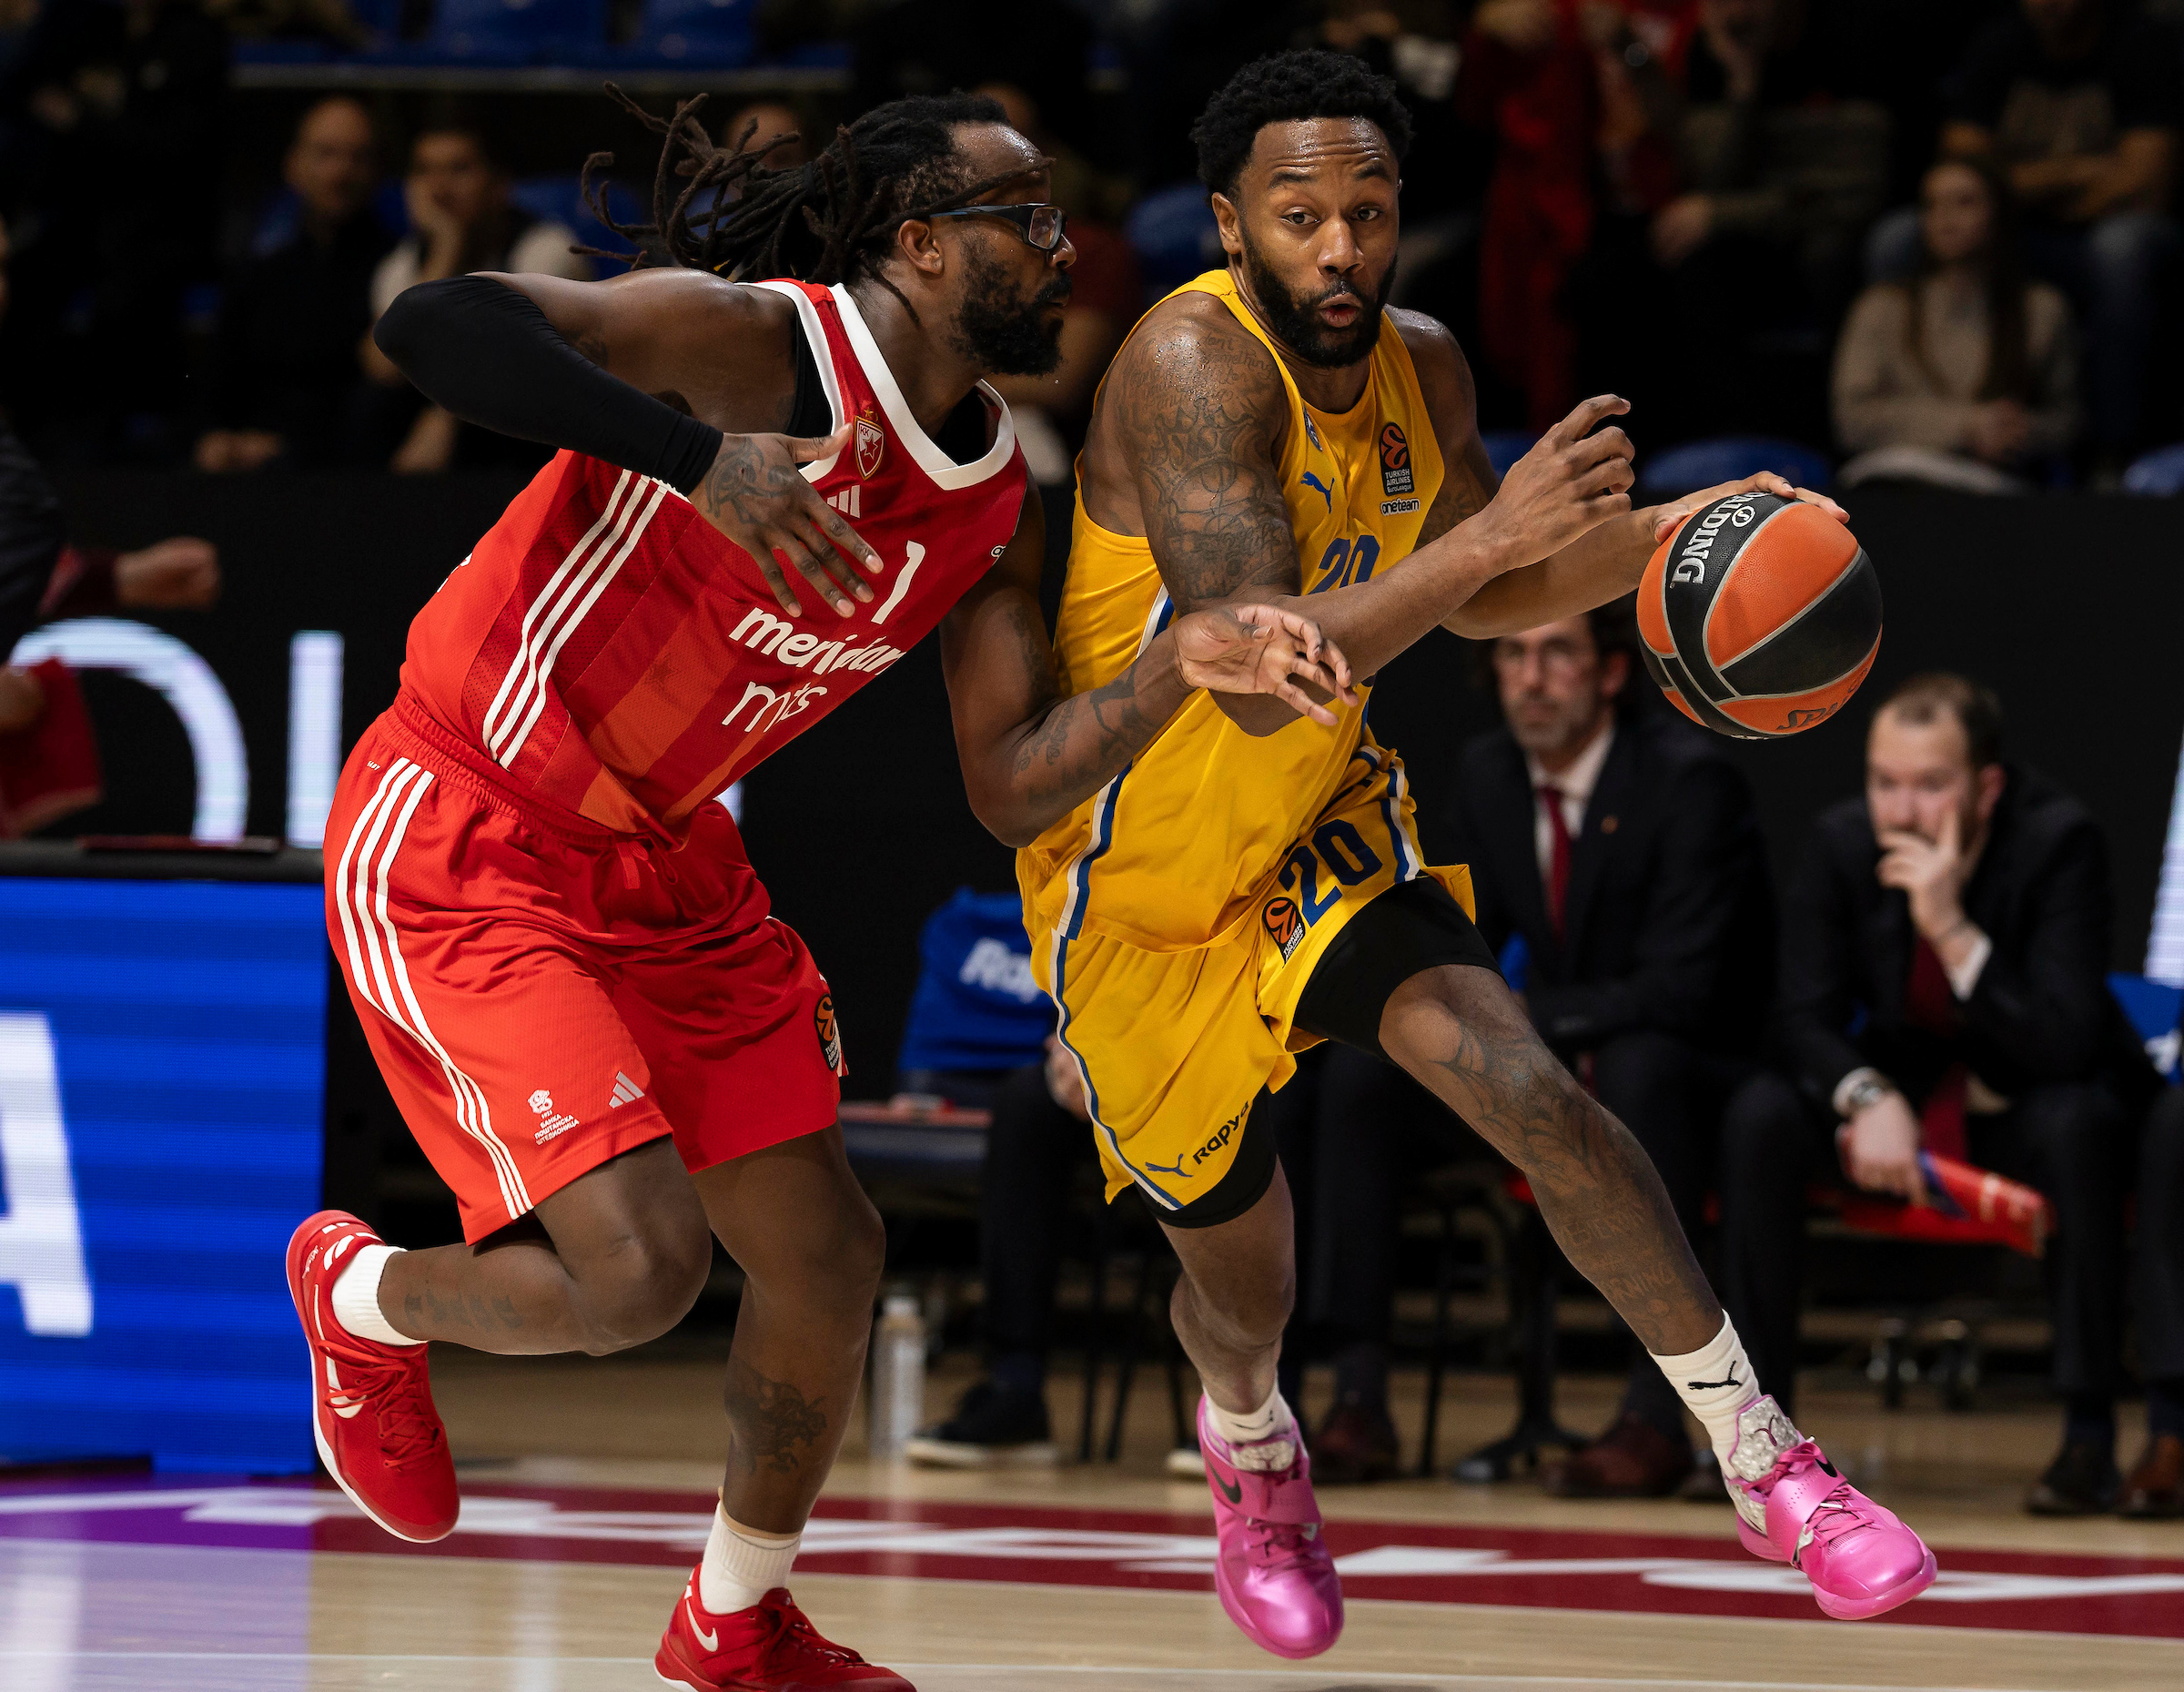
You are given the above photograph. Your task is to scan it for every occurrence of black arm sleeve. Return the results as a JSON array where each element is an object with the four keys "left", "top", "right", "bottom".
[{"left": 372, "top": 276, "right": 723, "bottom": 495}]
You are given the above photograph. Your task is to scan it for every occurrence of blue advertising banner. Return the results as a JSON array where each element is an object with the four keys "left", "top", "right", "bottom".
[{"left": 0, "top": 876, "right": 326, "bottom": 1473}]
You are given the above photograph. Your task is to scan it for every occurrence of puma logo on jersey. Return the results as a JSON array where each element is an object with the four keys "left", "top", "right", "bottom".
[
  {"left": 1299, "top": 471, "right": 1334, "bottom": 513},
  {"left": 825, "top": 485, "right": 862, "bottom": 519}
]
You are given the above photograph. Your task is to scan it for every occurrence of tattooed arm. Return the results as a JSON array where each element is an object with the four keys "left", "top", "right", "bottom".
[
  {"left": 1091, "top": 298, "right": 1635, "bottom": 735},
  {"left": 940, "top": 493, "right": 1356, "bottom": 848}
]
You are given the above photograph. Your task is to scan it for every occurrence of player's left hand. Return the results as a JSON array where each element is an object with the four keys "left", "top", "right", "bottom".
[
  {"left": 1173, "top": 603, "right": 1359, "bottom": 726},
  {"left": 1648, "top": 473, "right": 1846, "bottom": 543}
]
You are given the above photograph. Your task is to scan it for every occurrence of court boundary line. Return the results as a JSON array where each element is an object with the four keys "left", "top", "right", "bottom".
[{"left": 0, "top": 1653, "right": 2026, "bottom": 1690}]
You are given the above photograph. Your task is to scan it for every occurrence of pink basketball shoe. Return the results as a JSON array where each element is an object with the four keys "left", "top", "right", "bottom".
[
  {"left": 1197, "top": 1397, "right": 1342, "bottom": 1658},
  {"left": 1724, "top": 1396, "right": 1937, "bottom": 1620}
]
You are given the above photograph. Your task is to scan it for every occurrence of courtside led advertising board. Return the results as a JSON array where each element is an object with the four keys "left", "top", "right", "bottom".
[{"left": 0, "top": 876, "right": 326, "bottom": 1472}]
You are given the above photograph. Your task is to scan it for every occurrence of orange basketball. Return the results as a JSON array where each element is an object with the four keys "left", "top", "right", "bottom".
[{"left": 1636, "top": 492, "right": 1881, "bottom": 739}]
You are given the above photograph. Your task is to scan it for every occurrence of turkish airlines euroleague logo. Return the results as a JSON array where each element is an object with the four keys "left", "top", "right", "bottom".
[
  {"left": 1262, "top": 897, "right": 1306, "bottom": 964},
  {"left": 814, "top": 994, "right": 845, "bottom": 1075},
  {"left": 1379, "top": 423, "right": 1414, "bottom": 497}
]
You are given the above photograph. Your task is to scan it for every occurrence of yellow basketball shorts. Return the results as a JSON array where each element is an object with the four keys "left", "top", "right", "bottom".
[{"left": 1031, "top": 745, "right": 1477, "bottom": 1215}]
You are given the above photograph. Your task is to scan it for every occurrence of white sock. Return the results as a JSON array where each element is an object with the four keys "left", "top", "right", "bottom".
[
  {"left": 1649, "top": 1316, "right": 1777, "bottom": 1473},
  {"left": 329, "top": 1243, "right": 421, "bottom": 1347},
  {"left": 698, "top": 1506, "right": 800, "bottom": 1614},
  {"left": 1205, "top": 1387, "right": 1295, "bottom": 1470}
]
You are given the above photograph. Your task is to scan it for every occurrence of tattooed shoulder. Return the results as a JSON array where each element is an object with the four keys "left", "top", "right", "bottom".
[{"left": 1108, "top": 299, "right": 1299, "bottom": 608}]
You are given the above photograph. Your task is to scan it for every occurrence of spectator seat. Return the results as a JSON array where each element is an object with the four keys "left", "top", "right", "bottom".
[
  {"left": 2108, "top": 970, "right": 2183, "bottom": 1079},
  {"left": 429, "top": 0, "right": 607, "bottom": 62},
  {"left": 624, "top": 0, "right": 753, "bottom": 66},
  {"left": 2122, "top": 444, "right": 2184, "bottom": 497},
  {"left": 1638, "top": 436, "right": 1834, "bottom": 500},
  {"left": 895, "top": 887, "right": 1052, "bottom": 1102},
  {"left": 510, "top": 177, "right": 627, "bottom": 279},
  {"left": 1480, "top": 431, "right": 1537, "bottom": 481},
  {"left": 1125, "top": 186, "right": 1221, "bottom": 305}
]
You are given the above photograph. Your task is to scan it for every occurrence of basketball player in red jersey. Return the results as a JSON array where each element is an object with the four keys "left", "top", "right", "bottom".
[{"left": 285, "top": 93, "right": 1351, "bottom": 1692}]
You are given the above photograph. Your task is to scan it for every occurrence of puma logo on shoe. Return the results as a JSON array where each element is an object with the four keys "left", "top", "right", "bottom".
[
  {"left": 1687, "top": 1367, "right": 1742, "bottom": 1393},
  {"left": 683, "top": 1593, "right": 717, "bottom": 1652},
  {"left": 1213, "top": 1473, "right": 1242, "bottom": 1505}
]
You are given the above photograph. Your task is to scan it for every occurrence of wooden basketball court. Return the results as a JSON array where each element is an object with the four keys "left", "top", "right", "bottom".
[{"left": 7, "top": 1347, "right": 2181, "bottom": 1690}]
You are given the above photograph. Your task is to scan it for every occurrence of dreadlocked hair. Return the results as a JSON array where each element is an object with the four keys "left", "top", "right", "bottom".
[{"left": 580, "top": 86, "right": 1042, "bottom": 317}]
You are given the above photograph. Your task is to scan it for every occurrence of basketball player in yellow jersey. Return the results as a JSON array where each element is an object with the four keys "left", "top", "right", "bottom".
[{"left": 1006, "top": 50, "right": 1936, "bottom": 1655}]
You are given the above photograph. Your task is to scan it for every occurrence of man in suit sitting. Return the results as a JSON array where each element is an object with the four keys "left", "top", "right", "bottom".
[
  {"left": 1299, "top": 600, "right": 1774, "bottom": 1492},
  {"left": 1719, "top": 673, "right": 2156, "bottom": 1515},
  {"left": 1462, "top": 599, "right": 1775, "bottom": 1495}
]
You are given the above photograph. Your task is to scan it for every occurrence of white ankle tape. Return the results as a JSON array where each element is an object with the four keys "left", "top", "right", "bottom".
[
  {"left": 1650, "top": 1316, "right": 1761, "bottom": 1469},
  {"left": 699, "top": 1508, "right": 800, "bottom": 1614},
  {"left": 1206, "top": 1388, "right": 1296, "bottom": 1469},
  {"left": 330, "top": 1243, "right": 420, "bottom": 1347}
]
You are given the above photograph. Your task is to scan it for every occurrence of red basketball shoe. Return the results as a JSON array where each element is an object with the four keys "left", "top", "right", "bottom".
[
  {"left": 286, "top": 1211, "right": 458, "bottom": 1543},
  {"left": 655, "top": 1576, "right": 914, "bottom": 1690}
]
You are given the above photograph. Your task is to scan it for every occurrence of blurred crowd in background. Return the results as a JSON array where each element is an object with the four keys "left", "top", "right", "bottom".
[{"left": 5, "top": 0, "right": 2184, "bottom": 490}]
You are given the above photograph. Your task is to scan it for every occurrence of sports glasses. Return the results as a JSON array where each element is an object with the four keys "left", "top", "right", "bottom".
[{"left": 923, "top": 202, "right": 1069, "bottom": 253}]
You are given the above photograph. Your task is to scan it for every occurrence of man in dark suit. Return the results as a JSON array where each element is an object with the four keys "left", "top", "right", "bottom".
[
  {"left": 1459, "top": 598, "right": 1774, "bottom": 1495},
  {"left": 1720, "top": 673, "right": 2156, "bottom": 1515},
  {"left": 1299, "top": 599, "right": 1774, "bottom": 1492}
]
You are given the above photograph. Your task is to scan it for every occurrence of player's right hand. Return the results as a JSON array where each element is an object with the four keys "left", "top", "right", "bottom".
[
  {"left": 1476, "top": 394, "right": 1634, "bottom": 569},
  {"left": 691, "top": 422, "right": 883, "bottom": 619}
]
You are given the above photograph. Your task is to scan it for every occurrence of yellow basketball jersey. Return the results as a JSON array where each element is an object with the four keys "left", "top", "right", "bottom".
[{"left": 1019, "top": 269, "right": 1444, "bottom": 954}]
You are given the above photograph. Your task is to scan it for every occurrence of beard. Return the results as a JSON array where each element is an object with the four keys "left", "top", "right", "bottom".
[
  {"left": 1239, "top": 228, "right": 1394, "bottom": 370},
  {"left": 949, "top": 240, "right": 1070, "bottom": 377}
]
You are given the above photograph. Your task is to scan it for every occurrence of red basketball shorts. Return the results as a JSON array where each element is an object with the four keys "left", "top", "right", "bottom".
[{"left": 324, "top": 695, "right": 845, "bottom": 1243}]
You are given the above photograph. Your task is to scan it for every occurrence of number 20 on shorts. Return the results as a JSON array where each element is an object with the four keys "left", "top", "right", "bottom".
[{"left": 1279, "top": 818, "right": 1383, "bottom": 927}]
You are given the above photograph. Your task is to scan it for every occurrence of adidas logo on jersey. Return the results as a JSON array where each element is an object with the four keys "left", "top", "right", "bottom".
[
  {"left": 609, "top": 1071, "right": 644, "bottom": 1109},
  {"left": 825, "top": 486, "right": 862, "bottom": 519}
]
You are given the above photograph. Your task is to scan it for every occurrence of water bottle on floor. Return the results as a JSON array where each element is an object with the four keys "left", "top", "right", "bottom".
[{"left": 870, "top": 1292, "right": 925, "bottom": 1462}]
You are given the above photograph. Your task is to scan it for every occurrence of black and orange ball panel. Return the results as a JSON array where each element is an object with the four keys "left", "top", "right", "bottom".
[{"left": 1637, "top": 492, "right": 1882, "bottom": 740}]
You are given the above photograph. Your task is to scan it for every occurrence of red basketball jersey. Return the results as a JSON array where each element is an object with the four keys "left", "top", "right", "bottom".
[{"left": 398, "top": 279, "right": 1028, "bottom": 836}]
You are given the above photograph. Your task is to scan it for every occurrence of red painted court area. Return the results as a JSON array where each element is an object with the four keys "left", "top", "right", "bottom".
[{"left": 5, "top": 1474, "right": 2183, "bottom": 1641}]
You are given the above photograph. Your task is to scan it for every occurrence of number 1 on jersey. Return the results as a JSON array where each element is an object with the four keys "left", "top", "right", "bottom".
[{"left": 870, "top": 542, "right": 925, "bottom": 626}]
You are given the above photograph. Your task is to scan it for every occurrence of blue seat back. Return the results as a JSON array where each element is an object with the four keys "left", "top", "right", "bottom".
[
  {"left": 2109, "top": 971, "right": 2183, "bottom": 1080},
  {"left": 510, "top": 176, "right": 632, "bottom": 279},
  {"left": 632, "top": 0, "right": 753, "bottom": 62},
  {"left": 2123, "top": 443, "right": 2184, "bottom": 497},
  {"left": 1480, "top": 431, "right": 1538, "bottom": 480},
  {"left": 896, "top": 888, "right": 1054, "bottom": 1077},
  {"left": 430, "top": 0, "right": 605, "bottom": 60},
  {"left": 1638, "top": 436, "right": 1834, "bottom": 500},
  {"left": 1126, "top": 184, "right": 1221, "bottom": 304}
]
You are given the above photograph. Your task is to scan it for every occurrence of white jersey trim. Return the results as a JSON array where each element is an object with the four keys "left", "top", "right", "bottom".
[
  {"left": 828, "top": 284, "right": 1018, "bottom": 491},
  {"left": 751, "top": 279, "right": 846, "bottom": 482},
  {"left": 332, "top": 758, "right": 532, "bottom": 1221},
  {"left": 482, "top": 472, "right": 671, "bottom": 770}
]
